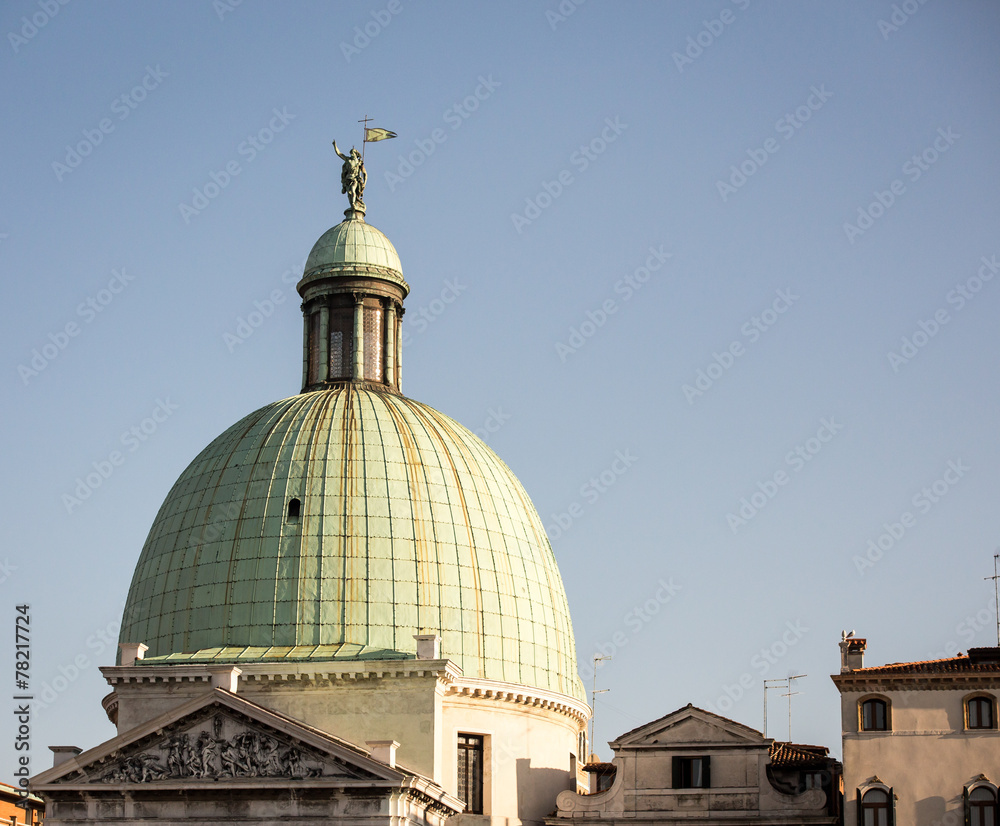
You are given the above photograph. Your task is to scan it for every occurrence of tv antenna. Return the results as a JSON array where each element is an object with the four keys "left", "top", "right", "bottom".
[
  {"left": 763, "top": 674, "right": 806, "bottom": 740},
  {"left": 782, "top": 674, "right": 806, "bottom": 741},
  {"left": 986, "top": 552, "right": 1000, "bottom": 646},
  {"left": 589, "top": 654, "right": 611, "bottom": 762}
]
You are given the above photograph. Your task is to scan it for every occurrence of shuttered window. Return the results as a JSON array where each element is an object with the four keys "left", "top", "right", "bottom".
[{"left": 671, "top": 756, "right": 710, "bottom": 788}]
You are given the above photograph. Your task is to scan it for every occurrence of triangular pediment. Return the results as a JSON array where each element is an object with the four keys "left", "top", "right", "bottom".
[
  {"left": 612, "top": 703, "right": 767, "bottom": 748},
  {"left": 33, "top": 689, "right": 407, "bottom": 790}
]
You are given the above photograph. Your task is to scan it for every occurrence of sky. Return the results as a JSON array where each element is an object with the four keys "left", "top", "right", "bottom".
[{"left": 2, "top": 0, "right": 1000, "bottom": 781}]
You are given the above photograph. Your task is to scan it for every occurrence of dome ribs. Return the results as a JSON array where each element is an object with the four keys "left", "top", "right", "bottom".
[
  {"left": 381, "top": 394, "right": 455, "bottom": 661},
  {"left": 119, "top": 388, "right": 584, "bottom": 702}
]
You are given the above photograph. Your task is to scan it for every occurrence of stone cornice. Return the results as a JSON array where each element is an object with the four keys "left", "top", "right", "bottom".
[
  {"left": 299, "top": 263, "right": 408, "bottom": 294},
  {"left": 445, "top": 675, "right": 591, "bottom": 726},
  {"left": 101, "top": 658, "right": 589, "bottom": 725},
  {"left": 831, "top": 672, "right": 1000, "bottom": 691},
  {"left": 101, "top": 658, "right": 463, "bottom": 687}
]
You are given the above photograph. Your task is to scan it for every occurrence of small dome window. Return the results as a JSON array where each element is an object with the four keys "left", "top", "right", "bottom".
[{"left": 287, "top": 498, "right": 301, "bottom": 520}]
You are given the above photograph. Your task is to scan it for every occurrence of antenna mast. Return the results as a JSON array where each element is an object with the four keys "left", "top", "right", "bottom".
[
  {"left": 763, "top": 678, "right": 784, "bottom": 738},
  {"left": 589, "top": 654, "right": 611, "bottom": 762},
  {"left": 986, "top": 552, "right": 1000, "bottom": 646},
  {"left": 782, "top": 674, "right": 806, "bottom": 740}
]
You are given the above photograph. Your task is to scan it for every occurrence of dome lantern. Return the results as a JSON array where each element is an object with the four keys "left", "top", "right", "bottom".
[{"left": 296, "top": 144, "right": 409, "bottom": 394}]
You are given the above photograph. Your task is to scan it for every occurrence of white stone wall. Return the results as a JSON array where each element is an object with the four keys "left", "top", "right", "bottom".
[{"left": 104, "top": 659, "right": 587, "bottom": 826}]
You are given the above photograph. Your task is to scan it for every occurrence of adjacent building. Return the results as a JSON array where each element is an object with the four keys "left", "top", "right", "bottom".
[
  {"left": 549, "top": 704, "right": 841, "bottom": 825},
  {"left": 0, "top": 782, "right": 44, "bottom": 826},
  {"left": 832, "top": 633, "right": 1000, "bottom": 826}
]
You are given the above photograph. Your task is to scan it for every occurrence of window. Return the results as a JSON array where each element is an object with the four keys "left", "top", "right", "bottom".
[
  {"left": 969, "top": 787, "right": 998, "bottom": 826},
  {"left": 363, "top": 304, "right": 383, "bottom": 381},
  {"left": 672, "top": 756, "right": 710, "bottom": 789},
  {"left": 968, "top": 696, "right": 995, "bottom": 730},
  {"left": 307, "top": 311, "right": 321, "bottom": 385},
  {"left": 804, "top": 771, "right": 827, "bottom": 790},
  {"left": 286, "top": 498, "right": 301, "bottom": 520},
  {"left": 457, "top": 734, "right": 484, "bottom": 814},
  {"left": 328, "top": 306, "right": 354, "bottom": 379},
  {"left": 861, "top": 697, "right": 889, "bottom": 731},
  {"left": 860, "top": 788, "right": 893, "bottom": 826}
]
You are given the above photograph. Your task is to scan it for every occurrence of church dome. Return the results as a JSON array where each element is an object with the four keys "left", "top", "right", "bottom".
[
  {"left": 303, "top": 216, "right": 403, "bottom": 281},
  {"left": 120, "top": 385, "right": 584, "bottom": 701}
]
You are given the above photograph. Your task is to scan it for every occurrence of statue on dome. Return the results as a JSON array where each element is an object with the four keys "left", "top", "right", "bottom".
[{"left": 333, "top": 140, "right": 366, "bottom": 211}]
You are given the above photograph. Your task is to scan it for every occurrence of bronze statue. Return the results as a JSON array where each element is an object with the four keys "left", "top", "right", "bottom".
[{"left": 333, "top": 140, "right": 367, "bottom": 210}]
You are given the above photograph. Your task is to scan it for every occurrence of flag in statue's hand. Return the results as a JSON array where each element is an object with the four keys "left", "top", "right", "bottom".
[{"left": 364, "top": 128, "right": 397, "bottom": 142}]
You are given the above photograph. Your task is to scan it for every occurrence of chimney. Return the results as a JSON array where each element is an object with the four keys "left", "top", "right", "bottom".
[
  {"left": 968, "top": 647, "right": 1000, "bottom": 665},
  {"left": 207, "top": 666, "right": 242, "bottom": 692},
  {"left": 839, "top": 634, "right": 866, "bottom": 672},
  {"left": 50, "top": 746, "right": 82, "bottom": 769},
  {"left": 118, "top": 642, "right": 148, "bottom": 667},
  {"left": 367, "top": 740, "right": 400, "bottom": 768},
  {"left": 414, "top": 634, "right": 441, "bottom": 660}
]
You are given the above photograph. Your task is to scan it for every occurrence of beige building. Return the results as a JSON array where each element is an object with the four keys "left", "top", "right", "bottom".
[
  {"left": 549, "top": 704, "right": 841, "bottom": 825},
  {"left": 832, "top": 634, "right": 1000, "bottom": 826}
]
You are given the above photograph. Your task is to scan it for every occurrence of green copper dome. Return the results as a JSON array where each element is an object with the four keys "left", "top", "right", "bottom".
[
  {"left": 304, "top": 216, "right": 403, "bottom": 280},
  {"left": 121, "top": 386, "right": 584, "bottom": 701}
]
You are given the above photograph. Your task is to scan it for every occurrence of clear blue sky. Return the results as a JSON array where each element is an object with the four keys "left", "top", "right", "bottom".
[{"left": 2, "top": 0, "right": 1000, "bottom": 776}]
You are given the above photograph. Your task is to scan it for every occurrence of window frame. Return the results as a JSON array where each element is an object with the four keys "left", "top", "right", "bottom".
[
  {"left": 859, "top": 695, "right": 891, "bottom": 732},
  {"left": 672, "top": 755, "right": 711, "bottom": 789},
  {"left": 965, "top": 694, "right": 997, "bottom": 731},
  {"left": 967, "top": 784, "right": 998, "bottom": 826},
  {"left": 457, "top": 732, "right": 486, "bottom": 815},
  {"left": 858, "top": 786, "right": 894, "bottom": 826}
]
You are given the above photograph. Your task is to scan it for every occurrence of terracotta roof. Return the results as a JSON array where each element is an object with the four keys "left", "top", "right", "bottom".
[
  {"left": 769, "top": 741, "right": 830, "bottom": 768},
  {"left": 850, "top": 652, "right": 1000, "bottom": 675}
]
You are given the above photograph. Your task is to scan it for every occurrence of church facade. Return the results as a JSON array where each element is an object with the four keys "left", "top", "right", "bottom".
[{"left": 32, "top": 162, "right": 588, "bottom": 825}]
